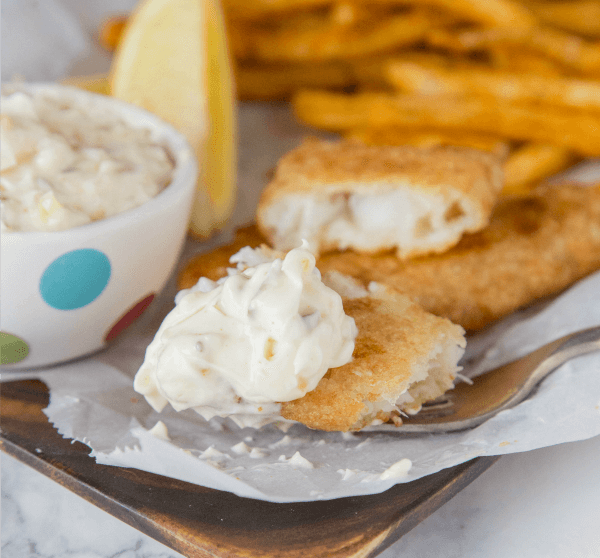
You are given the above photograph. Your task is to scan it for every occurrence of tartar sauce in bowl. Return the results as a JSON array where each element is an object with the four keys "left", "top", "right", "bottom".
[
  {"left": 1, "top": 83, "right": 197, "bottom": 369},
  {"left": 1, "top": 85, "right": 174, "bottom": 232}
]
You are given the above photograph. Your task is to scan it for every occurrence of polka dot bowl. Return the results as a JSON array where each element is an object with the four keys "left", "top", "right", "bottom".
[{"left": 0, "top": 83, "right": 197, "bottom": 369}]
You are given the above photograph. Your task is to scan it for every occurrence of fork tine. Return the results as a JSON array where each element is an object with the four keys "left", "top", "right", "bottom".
[{"left": 400, "top": 325, "right": 600, "bottom": 433}]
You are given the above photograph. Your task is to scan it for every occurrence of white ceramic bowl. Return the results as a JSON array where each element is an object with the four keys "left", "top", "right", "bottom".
[{"left": 0, "top": 83, "right": 197, "bottom": 369}]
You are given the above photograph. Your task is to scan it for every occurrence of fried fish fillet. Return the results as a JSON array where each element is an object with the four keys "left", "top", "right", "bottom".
[
  {"left": 256, "top": 138, "right": 503, "bottom": 259},
  {"left": 178, "top": 243, "right": 466, "bottom": 432},
  {"left": 282, "top": 274, "right": 466, "bottom": 431},
  {"left": 181, "top": 183, "right": 600, "bottom": 331}
]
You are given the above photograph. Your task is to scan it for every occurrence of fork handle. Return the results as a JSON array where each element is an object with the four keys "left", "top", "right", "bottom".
[
  {"left": 548, "top": 325, "right": 600, "bottom": 366},
  {"left": 515, "top": 325, "right": 600, "bottom": 408}
]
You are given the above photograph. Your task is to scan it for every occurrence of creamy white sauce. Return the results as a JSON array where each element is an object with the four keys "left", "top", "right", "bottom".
[
  {"left": 380, "top": 458, "right": 412, "bottom": 480},
  {"left": 249, "top": 447, "right": 268, "bottom": 459},
  {"left": 279, "top": 451, "right": 314, "bottom": 469},
  {"left": 231, "top": 442, "right": 251, "bottom": 454},
  {"left": 200, "top": 446, "right": 229, "bottom": 460},
  {"left": 338, "top": 468, "right": 359, "bottom": 480},
  {"left": 147, "top": 420, "right": 171, "bottom": 441},
  {"left": 134, "top": 242, "right": 358, "bottom": 428},
  {"left": 0, "top": 87, "right": 174, "bottom": 232}
]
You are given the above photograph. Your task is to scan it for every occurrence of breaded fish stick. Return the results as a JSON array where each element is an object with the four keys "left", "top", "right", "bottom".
[{"left": 181, "top": 183, "right": 600, "bottom": 331}]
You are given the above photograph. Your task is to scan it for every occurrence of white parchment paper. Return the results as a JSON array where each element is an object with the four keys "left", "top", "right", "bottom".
[
  {"left": 3, "top": 106, "right": 600, "bottom": 503},
  {"left": 21, "top": 270, "right": 600, "bottom": 503}
]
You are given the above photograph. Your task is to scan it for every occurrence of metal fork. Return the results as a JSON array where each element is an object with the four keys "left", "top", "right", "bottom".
[{"left": 400, "top": 325, "right": 600, "bottom": 433}]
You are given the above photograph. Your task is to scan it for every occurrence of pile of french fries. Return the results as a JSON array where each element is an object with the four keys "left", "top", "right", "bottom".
[
  {"left": 97, "top": 1, "right": 600, "bottom": 195},
  {"left": 224, "top": 0, "right": 600, "bottom": 194}
]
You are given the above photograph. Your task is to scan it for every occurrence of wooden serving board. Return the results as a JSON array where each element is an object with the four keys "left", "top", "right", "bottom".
[{"left": 0, "top": 379, "right": 499, "bottom": 558}]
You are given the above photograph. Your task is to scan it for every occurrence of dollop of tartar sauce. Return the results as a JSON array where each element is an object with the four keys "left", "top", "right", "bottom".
[
  {"left": 0, "top": 86, "right": 173, "bottom": 232},
  {"left": 133, "top": 242, "right": 358, "bottom": 428},
  {"left": 147, "top": 421, "right": 171, "bottom": 441},
  {"left": 380, "top": 458, "right": 412, "bottom": 480}
]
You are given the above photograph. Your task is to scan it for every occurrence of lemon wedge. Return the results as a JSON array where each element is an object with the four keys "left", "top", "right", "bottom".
[{"left": 110, "top": 0, "right": 236, "bottom": 237}]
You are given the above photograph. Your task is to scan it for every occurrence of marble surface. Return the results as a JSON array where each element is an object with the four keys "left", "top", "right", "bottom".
[
  {"left": 2, "top": 1, "right": 600, "bottom": 556},
  {"left": 3, "top": 435, "right": 600, "bottom": 558}
]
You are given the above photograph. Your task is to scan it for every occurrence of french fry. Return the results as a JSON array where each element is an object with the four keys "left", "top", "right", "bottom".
[
  {"left": 386, "top": 62, "right": 600, "bottom": 112},
  {"left": 346, "top": 126, "right": 510, "bottom": 156},
  {"left": 487, "top": 47, "right": 565, "bottom": 76},
  {"left": 235, "top": 61, "right": 355, "bottom": 100},
  {"left": 525, "top": 0, "right": 600, "bottom": 39},
  {"left": 229, "top": 11, "right": 432, "bottom": 62},
  {"left": 97, "top": 0, "right": 600, "bottom": 192},
  {"left": 423, "top": 27, "right": 472, "bottom": 52},
  {"left": 421, "top": 33, "right": 567, "bottom": 76},
  {"left": 330, "top": 2, "right": 387, "bottom": 27},
  {"left": 98, "top": 15, "right": 128, "bottom": 52},
  {"left": 528, "top": 26, "right": 600, "bottom": 76},
  {"left": 293, "top": 89, "right": 600, "bottom": 156},
  {"left": 293, "top": 89, "right": 374, "bottom": 129},
  {"left": 447, "top": 25, "right": 600, "bottom": 77},
  {"left": 225, "top": 0, "right": 534, "bottom": 29},
  {"left": 227, "top": 10, "right": 331, "bottom": 60},
  {"left": 223, "top": 0, "right": 332, "bottom": 22},
  {"left": 348, "top": 56, "right": 394, "bottom": 89},
  {"left": 407, "top": 0, "right": 536, "bottom": 30},
  {"left": 350, "top": 51, "right": 463, "bottom": 89},
  {"left": 236, "top": 48, "right": 523, "bottom": 100},
  {"left": 502, "top": 144, "right": 575, "bottom": 196}
]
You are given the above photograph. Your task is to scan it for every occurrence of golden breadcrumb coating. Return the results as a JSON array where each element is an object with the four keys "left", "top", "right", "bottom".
[
  {"left": 256, "top": 138, "right": 504, "bottom": 258},
  {"left": 259, "top": 138, "right": 502, "bottom": 203},
  {"left": 280, "top": 283, "right": 465, "bottom": 431}
]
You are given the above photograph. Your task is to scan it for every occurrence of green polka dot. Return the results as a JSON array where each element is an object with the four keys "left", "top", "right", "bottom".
[{"left": 0, "top": 332, "right": 30, "bottom": 365}]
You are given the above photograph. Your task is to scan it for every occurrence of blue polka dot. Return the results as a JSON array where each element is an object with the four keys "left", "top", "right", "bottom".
[{"left": 40, "top": 249, "right": 111, "bottom": 310}]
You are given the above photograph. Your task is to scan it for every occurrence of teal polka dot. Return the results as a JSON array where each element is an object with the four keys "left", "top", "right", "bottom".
[{"left": 40, "top": 249, "right": 111, "bottom": 310}]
